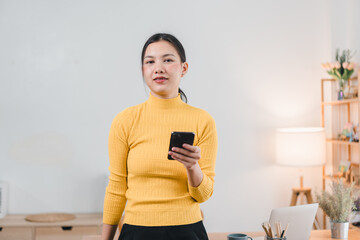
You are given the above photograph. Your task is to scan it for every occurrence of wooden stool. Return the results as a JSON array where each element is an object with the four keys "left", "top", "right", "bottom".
[{"left": 290, "top": 187, "right": 320, "bottom": 229}]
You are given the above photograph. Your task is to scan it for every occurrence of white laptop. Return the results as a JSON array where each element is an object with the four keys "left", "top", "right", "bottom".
[{"left": 267, "top": 203, "right": 318, "bottom": 240}]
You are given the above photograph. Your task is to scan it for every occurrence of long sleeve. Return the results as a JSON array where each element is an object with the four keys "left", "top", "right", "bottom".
[
  {"left": 102, "top": 110, "right": 131, "bottom": 225},
  {"left": 188, "top": 112, "right": 218, "bottom": 203}
]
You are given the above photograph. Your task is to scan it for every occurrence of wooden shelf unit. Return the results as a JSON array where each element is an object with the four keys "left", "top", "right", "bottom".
[{"left": 320, "top": 72, "right": 360, "bottom": 229}]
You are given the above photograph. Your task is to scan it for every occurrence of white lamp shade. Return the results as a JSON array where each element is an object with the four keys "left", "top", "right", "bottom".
[{"left": 275, "top": 127, "right": 326, "bottom": 167}]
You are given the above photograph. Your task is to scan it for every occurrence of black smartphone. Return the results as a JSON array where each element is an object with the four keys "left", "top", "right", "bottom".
[{"left": 167, "top": 131, "right": 195, "bottom": 160}]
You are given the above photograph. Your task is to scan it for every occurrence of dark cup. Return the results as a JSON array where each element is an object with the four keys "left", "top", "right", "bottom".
[{"left": 227, "top": 233, "right": 253, "bottom": 240}]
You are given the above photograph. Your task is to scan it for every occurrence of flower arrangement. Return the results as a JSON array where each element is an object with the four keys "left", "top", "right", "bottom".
[
  {"left": 316, "top": 179, "right": 356, "bottom": 223},
  {"left": 321, "top": 49, "right": 356, "bottom": 81},
  {"left": 322, "top": 49, "right": 357, "bottom": 100}
]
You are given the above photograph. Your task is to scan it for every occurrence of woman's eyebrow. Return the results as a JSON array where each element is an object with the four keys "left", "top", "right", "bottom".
[
  {"left": 144, "top": 53, "right": 176, "bottom": 59},
  {"left": 162, "top": 54, "right": 175, "bottom": 58}
]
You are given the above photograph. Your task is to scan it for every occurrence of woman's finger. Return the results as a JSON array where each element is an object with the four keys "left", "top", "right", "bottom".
[
  {"left": 172, "top": 155, "right": 194, "bottom": 169},
  {"left": 169, "top": 151, "right": 196, "bottom": 163},
  {"left": 182, "top": 144, "right": 200, "bottom": 153},
  {"left": 171, "top": 147, "right": 200, "bottom": 159}
]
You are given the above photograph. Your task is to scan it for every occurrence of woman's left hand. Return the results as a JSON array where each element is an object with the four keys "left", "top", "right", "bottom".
[{"left": 169, "top": 144, "right": 201, "bottom": 170}]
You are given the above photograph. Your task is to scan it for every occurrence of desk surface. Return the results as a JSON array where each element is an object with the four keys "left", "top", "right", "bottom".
[
  {"left": 208, "top": 229, "right": 360, "bottom": 240},
  {"left": 0, "top": 213, "right": 102, "bottom": 227}
]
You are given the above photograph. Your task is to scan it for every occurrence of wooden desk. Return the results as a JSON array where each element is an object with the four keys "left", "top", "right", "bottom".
[
  {"left": 0, "top": 213, "right": 102, "bottom": 240},
  {"left": 208, "top": 229, "right": 360, "bottom": 240}
]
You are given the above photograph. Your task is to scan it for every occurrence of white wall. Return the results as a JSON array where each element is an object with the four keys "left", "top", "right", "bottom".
[
  {"left": 331, "top": 0, "right": 360, "bottom": 61},
  {"left": 0, "top": 0, "right": 359, "bottom": 233}
]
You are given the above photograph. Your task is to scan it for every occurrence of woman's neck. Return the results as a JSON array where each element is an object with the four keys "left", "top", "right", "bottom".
[
  {"left": 149, "top": 91, "right": 178, "bottom": 100},
  {"left": 147, "top": 92, "right": 183, "bottom": 109}
]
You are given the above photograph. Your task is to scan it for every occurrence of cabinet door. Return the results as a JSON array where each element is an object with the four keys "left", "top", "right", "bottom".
[
  {"left": 0, "top": 227, "right": 33, "bottom": 240},
  {"left": 36, "top": 226, "right": 99, "bottom": 240}
]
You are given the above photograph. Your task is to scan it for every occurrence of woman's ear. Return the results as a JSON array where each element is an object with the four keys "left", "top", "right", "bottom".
[{"left": 181, "top": 62, "right": 188, "bottom": 77}]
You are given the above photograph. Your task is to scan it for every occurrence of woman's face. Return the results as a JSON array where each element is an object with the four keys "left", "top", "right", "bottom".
[{"left": 142, "top": 40, "right": 188, "bottom": 99}]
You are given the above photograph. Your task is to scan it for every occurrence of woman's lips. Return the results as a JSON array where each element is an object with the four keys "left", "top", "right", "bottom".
[{"left": 154, "top": 77, "right": 168, "bottom": 83}]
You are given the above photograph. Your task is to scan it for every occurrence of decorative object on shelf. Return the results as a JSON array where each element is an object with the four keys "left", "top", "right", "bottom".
[
  {"left": 350, "top": 165, "right": 360, "bottom": 186},
  {"left": 353, "top": 124, "right": 359, "bottom": 142},
  {"left": 321, "top": 49, "right": 356, "bottom": 100},
  {"left": 0, "top": 181, "right": 9, "bottom": 218},
  {"left": 337, "top": 162, "right": 360, "bottom": 188},
  {"left": 275, "top": 127, "right": 325, "bottom": 229},
  {"left": 25, "top": 213, "right": 76, "bottom": 223},
  {"left": 337, "top": 161, "right": 351, "bottom": 178},
  {"left": 316, "top": 179, "right": 357, "bottom": 239},
  {"left": 338, "top": 122, "right": 359, "bottom": 142},
  {"left": 355, "top": 197, "right": 360, "bottom": 212}
]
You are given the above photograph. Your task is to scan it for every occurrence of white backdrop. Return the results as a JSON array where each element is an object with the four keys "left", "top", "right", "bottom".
[{"left": 1, "top": 0, "right": 359, "bottom": 232}]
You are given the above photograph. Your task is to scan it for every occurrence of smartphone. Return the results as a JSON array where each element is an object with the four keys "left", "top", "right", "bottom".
[{"left": 168, "top": 131, "right": 195, "bottom": 160}]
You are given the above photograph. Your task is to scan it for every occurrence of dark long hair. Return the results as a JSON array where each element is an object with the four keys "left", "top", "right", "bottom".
[{"left": 141, "top": 33, "right": 188, "bottom": 103}]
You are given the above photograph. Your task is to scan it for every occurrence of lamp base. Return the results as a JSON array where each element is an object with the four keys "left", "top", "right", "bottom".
[
  {"left": 290, "top": 187, "right": 313, "bottom": 206},
  {"left": 290, "top": 187, "right": 320, "bottom": 229}
]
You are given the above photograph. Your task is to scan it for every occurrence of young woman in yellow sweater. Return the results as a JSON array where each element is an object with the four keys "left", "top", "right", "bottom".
[{"left": 101, "top": 33, "right": 218, "bottom": 240}]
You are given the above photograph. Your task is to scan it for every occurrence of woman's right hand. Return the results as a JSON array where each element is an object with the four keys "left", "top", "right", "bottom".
[{"left": 101, "top": 223, "right": 118, "bottom": 240}]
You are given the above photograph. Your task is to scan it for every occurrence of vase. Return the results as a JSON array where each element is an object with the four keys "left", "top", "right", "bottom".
[
  {"left": 336, "top": 79, "right": 346, "bottom": 100},
  {"left": 343, "top": 81, "right": 352, "bottom": 99},
  {"left": 330, "top": 221, "right": 349, "bottom": 239}
]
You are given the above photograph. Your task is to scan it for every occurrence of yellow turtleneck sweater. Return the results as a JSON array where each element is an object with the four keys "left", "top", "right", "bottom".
[{"left": 103, "top": 93, "right": 218, "bottom": 226}]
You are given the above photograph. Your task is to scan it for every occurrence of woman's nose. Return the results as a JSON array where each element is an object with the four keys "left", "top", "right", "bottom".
[{"left": 154, "top": 63, "right": 164, "bottom": 74}]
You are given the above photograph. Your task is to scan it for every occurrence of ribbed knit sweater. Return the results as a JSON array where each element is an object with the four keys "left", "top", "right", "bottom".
[{"left": 103, "top": 93, "right": 218, "bottom": 226}]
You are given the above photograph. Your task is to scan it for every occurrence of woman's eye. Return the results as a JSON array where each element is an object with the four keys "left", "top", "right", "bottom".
[
  {"left": 164, "top": 59, "right": 173, "bottom": 62},
  {"left": 145, "top": 60, "right": 154, "bottom": 64}
]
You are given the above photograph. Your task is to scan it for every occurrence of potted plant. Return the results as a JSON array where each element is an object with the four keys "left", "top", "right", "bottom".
[
  {"left": 316, "top": 179, "right": 357, "bottom": 239},
  {"left": 321, "top": 49, "right": 356, "bottom": 100}
]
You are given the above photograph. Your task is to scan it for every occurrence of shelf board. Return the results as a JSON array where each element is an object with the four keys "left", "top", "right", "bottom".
[
  {"left": 323, "top": 175, "right": 360, "bottom": 189},
  {"left": 321, "top": 77, "right": 358, "bottom": 82},
  {"left": 326, "top": 138, "right": 360, "bottom": 146},
  {"left": 323, "top": 175, "right": 341, "bottom": 180},
  {"left": 322, "top": 98, "right": 358, "bottom": 106}
]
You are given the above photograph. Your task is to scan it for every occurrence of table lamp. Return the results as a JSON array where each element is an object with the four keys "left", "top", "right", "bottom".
[{"left": 275, "top": 127, "right": 326, "bottom": 207}]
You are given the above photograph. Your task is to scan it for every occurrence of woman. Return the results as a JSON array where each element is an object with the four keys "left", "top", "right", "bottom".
[{"left": 101, "top": 33, "right": 218, "bottom": 240}]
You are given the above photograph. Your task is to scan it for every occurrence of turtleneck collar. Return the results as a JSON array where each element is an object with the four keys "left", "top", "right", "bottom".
[{"left": 146, "top": 92, "right": 184, "bottom": 109}]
